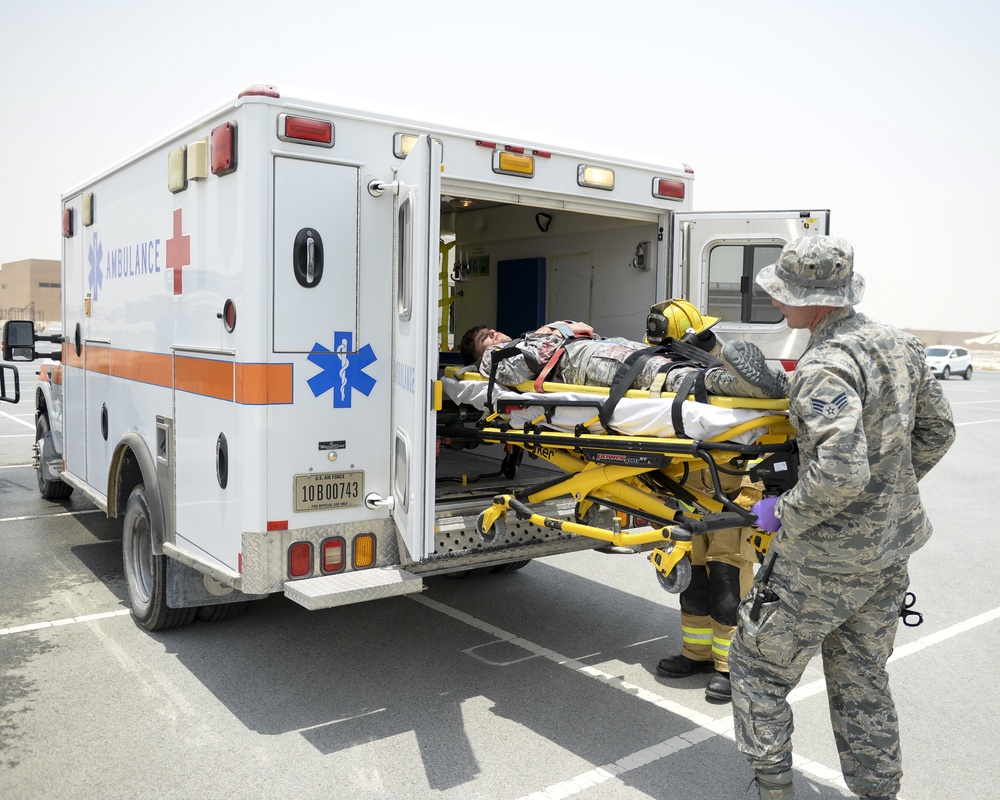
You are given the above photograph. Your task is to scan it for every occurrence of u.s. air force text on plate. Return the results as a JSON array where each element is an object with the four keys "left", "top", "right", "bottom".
[{"left": 294, "top": 471, "right": 365, "bottom": 512}]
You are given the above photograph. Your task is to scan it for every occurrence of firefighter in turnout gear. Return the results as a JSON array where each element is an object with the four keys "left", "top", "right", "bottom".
[{"left": 649, "top": 299, "right": 760, "bottom": 702}]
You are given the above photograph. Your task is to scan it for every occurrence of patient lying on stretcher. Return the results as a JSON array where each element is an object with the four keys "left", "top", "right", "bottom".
[{"left": 459, "top": 321, "right": 788, "bottom": 400}]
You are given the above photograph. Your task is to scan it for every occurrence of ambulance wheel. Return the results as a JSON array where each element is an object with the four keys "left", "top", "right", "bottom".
[
  {"left": 122, "top": 485, "right": 196, "bottom": 631},
  {"left": 196, "top": 602, "right": 248, "bottom": 622},
  {"left": 447, "top": 567, "right": 494, "bottom": 579},
  {"left": 35, "top": 415, "right": 73, "bottom": 500},
  {"left": 656, "top": 557, "right": 692, "bottom": 594},
  {"left": 491, "top": 560, "right": 531, "bottom": 574}
]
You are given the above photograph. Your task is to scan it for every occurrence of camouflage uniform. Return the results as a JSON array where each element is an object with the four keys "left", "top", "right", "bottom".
[
  {"left": 478, "top": 333, "right": 680, "bottom": 390},
  {"left": 730, "top": 298, "right": 955, "bottom": 798}
]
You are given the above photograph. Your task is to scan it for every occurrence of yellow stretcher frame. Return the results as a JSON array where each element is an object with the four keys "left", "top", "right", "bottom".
[{"left": 439, "top": 368, "right": 795, "bottom": 589}]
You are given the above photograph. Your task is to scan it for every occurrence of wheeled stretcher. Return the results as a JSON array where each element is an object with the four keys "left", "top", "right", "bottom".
[{"left": 439, "top": 365, "right": 799, "bottom": 591}]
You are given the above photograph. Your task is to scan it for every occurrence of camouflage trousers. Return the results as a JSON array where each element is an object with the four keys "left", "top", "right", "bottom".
[{"left": 729, "top": 554, "right": 910, "bottom": 799}]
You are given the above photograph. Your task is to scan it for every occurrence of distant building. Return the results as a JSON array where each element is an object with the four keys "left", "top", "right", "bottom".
[{"left": 0, "top": 259, "right": 61, "bottom": 323}]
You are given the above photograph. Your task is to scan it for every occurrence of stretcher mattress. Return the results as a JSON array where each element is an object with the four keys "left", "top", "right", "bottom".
[{"left": 441, "top": 375, "right": 786, "bottom": 444}]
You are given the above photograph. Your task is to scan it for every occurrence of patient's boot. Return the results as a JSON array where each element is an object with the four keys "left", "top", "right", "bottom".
[
  {"left": 707, "top": 340, "right": 789, "bottom": 399},
  {"left": 755, "top": 770, "right": 795, "bottom": 799}
]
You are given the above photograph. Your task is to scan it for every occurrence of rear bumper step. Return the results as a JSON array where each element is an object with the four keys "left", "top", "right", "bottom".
[{"left": 283, "top": 568, "right": 423, "bottom": 610}]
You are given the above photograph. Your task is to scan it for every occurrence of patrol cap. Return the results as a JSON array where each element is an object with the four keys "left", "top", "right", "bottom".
[{"left": 756, "top": 236, "right": 865, "bottom": 307}]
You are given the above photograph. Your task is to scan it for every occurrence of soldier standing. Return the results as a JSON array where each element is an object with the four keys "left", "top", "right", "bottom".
[{"left": 729, "top": 236, "right": 956, "bottom": 800}]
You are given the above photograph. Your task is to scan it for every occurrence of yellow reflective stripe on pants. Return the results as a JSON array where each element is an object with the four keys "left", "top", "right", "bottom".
[
  {"left": 712, "top": 620, "right": 736, "bottom": 672},
  {"left": 680, "top": 613, "right": 712, "bottom": 662}
]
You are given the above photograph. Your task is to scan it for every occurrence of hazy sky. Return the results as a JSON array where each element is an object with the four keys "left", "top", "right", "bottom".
[{"left": 2, "top": 0, "right": 998, "bottom": 332}]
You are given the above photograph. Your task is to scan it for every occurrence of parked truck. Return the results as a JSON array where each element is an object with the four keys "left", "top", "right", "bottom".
[{"left": 4, "top": 84, "right": 827, "bottom": 630}]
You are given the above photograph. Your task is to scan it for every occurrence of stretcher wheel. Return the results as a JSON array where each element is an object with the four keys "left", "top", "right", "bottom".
[
  {"left": 656, "top": 557, "right": 692, "bottom": 594},
  {"left": 475, "top": 510, "right": 506, "bottom": 543}
]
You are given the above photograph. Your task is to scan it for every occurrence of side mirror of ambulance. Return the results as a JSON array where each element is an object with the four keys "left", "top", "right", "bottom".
[{"left": 2, "top": 320, "right": 37, "bottom": 362}]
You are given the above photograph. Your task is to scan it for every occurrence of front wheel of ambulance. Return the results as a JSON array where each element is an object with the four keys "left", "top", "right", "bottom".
[
  {"left": 35, "top": 414, "right": 73, "bottom": 500},
  {"left": 122, "top": 485, "right": 196, "bottom": 631}
]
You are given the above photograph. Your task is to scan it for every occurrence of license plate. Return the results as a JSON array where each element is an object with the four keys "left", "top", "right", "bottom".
[{"left": 293, "top": 471, "right": 364, "bottom": 512}]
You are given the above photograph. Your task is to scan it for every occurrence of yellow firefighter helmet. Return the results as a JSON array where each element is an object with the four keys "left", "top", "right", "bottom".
[{"left": 645, "top": 298, "right": 719, "bottom": 345}]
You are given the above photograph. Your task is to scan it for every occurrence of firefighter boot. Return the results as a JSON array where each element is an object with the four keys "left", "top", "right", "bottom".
[{"left": 756, "top": 771, "right": 795, "bottom": 800}]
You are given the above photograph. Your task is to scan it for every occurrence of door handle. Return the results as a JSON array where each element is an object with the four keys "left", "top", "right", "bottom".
[{"left": 365, "top": 492, "right": 395, "bottom": 510}]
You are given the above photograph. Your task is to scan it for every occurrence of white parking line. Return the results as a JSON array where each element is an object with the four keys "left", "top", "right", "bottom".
[
  {"left": 956, "top": 417, "right": 1000, "bottom": 426},
  {"left": 0, "top": 408, "right": 35, "bottom": 429},
  {"left": 0, "top": 509, "right": 102, "bottom": 524},
  {"left": 413, "top": 594, "right": 1000, "bottom": 800},
  {"left": 0, "top": 609, "right": 131, "bottom": 636}
]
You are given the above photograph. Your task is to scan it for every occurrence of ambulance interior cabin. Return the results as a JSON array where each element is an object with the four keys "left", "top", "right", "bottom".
[{"left": 434, "top": 194, "right": 662, "bottom": 506}]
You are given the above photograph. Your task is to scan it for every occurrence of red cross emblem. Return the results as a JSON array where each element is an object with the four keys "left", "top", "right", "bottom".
[{"left": 165, "top": 208, "right": 190, "bottom": 295}]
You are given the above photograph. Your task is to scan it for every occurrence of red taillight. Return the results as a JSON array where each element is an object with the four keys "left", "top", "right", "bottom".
[
  {"left": 211, "top": 122, "right": 237, "bottom": 176},
  {"left": 280, "top": 114, "right": 334, "bottom": 147},
  {"left": 653, "top": 178, "right": 685, "bottom": 200},
  {"left": 288, "top": 542, "right": 313, "bottom": 578},
  {"left": 62, "top": 208, "right": 74, "bottom": 238},
  {"left": 238, "top": 83, "right": 280, "bottom": 99},
  {"left": 267, "top": 520, "right": 288, "bottom": 531},
  {"left": 321, "top": 538, "right": 345, "bottom": 574}
]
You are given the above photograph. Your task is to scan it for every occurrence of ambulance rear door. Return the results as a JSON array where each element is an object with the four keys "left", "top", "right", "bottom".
[
  {"left": 672, "top": 210, "right": 830, "bottom": 367},
  {"left": 390, "top": 135, "right": 442, "bottom": 562}
]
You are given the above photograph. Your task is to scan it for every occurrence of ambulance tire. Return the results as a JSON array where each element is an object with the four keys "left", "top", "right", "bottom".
[
  {"left": 35, "top": 415, "right": 73, "bottom": 500},
  {"left": 122, "top": 485, "right": 196, "bottom": 631},
  {"left": 491, "top": 560, "right": 532, "bottom": 574},
  {"left": 447, "top": 567, "right": 494, "bottom": 579},
  {"left": 196, "top": 602, "right": 248, "bottom": 622}
]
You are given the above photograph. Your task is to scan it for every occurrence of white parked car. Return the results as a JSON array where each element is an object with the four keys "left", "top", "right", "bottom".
[{"left": 924, "top": 345, "right": 973, "bottom": 380}]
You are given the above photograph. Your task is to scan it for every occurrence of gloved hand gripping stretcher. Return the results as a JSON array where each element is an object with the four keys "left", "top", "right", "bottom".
[{"left": 439, "top": 356, "right": 799, "bottom": 593}]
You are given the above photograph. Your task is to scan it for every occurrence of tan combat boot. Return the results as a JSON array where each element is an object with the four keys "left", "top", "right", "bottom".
[{"left": 756, "top": 770, "right": 794, "bottom": 799}]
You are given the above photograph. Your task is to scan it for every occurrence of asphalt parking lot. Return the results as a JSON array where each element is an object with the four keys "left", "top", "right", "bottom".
[{"left": 1, "top": 370, "right": 998, "bottom": 800}]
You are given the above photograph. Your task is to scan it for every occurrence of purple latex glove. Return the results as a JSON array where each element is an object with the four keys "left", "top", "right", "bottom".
[{"left": 752, "top": 496, "right": 782, "bottom": 532}]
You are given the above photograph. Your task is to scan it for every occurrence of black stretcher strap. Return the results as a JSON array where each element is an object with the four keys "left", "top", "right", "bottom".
[
  {"left": 670, "top": 368, "right": 709, "bottom": 439},
  {"left": 598, "top": 345, "right": 669, "bottom": 430}
]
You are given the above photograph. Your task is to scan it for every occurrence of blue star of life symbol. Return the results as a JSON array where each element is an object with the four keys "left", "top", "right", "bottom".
[
  {"left": 88, "top": 232, "right": 103, "bottom": 302},
  {"left": 307, "top": 331, "right": 377, "bottom": 408}
]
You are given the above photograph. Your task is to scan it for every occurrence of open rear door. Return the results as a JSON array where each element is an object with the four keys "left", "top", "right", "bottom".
[
  {"left": 390, "top": 136, "right": 442, "bottom": 562},
  {"left": 671, "top": 210, "right": 830, "bottom": 367}
]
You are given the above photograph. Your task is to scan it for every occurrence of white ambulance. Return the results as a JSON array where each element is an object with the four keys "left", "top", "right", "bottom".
[{"left": 5, "top": 84, "right": 827, "bottom": 630}]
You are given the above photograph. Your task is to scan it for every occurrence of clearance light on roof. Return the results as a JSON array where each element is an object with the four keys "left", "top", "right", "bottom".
[
  {"left": 238, "top": 83, "right": 280, "bottom": 99},
  {"left": 493, "top": 150, "right": 535, "bottom": 178},
  {"left": 578, "top": 164, "right": 615, "bottom": 190},
  {"left": 653, "top": 177, "right": 685, "bottom": 200},
  {"left": 353, "top": 533, "right": 376, "bottom": 569},
  {"left": 278, "top": 114, "right": 334, "bottom": 147},
  {"left": 187, "top": 138, "right": 208, "bottom": 181},
  {"left": 167, "top": 146, "right": 188, "bottom": 193},
  {"left": 82, "top": 193, "right": 95, "bottom": 227},
  {"left": 394, "top": 132, "right": 419, "bottom": 158},
  {"left": 210, "top": 122, "right": 238, "bottom": 176}
]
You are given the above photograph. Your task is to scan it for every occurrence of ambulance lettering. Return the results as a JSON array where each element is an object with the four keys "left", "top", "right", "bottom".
[{"left": 307, "top": 331, "right": 377, "bottom": 409}]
